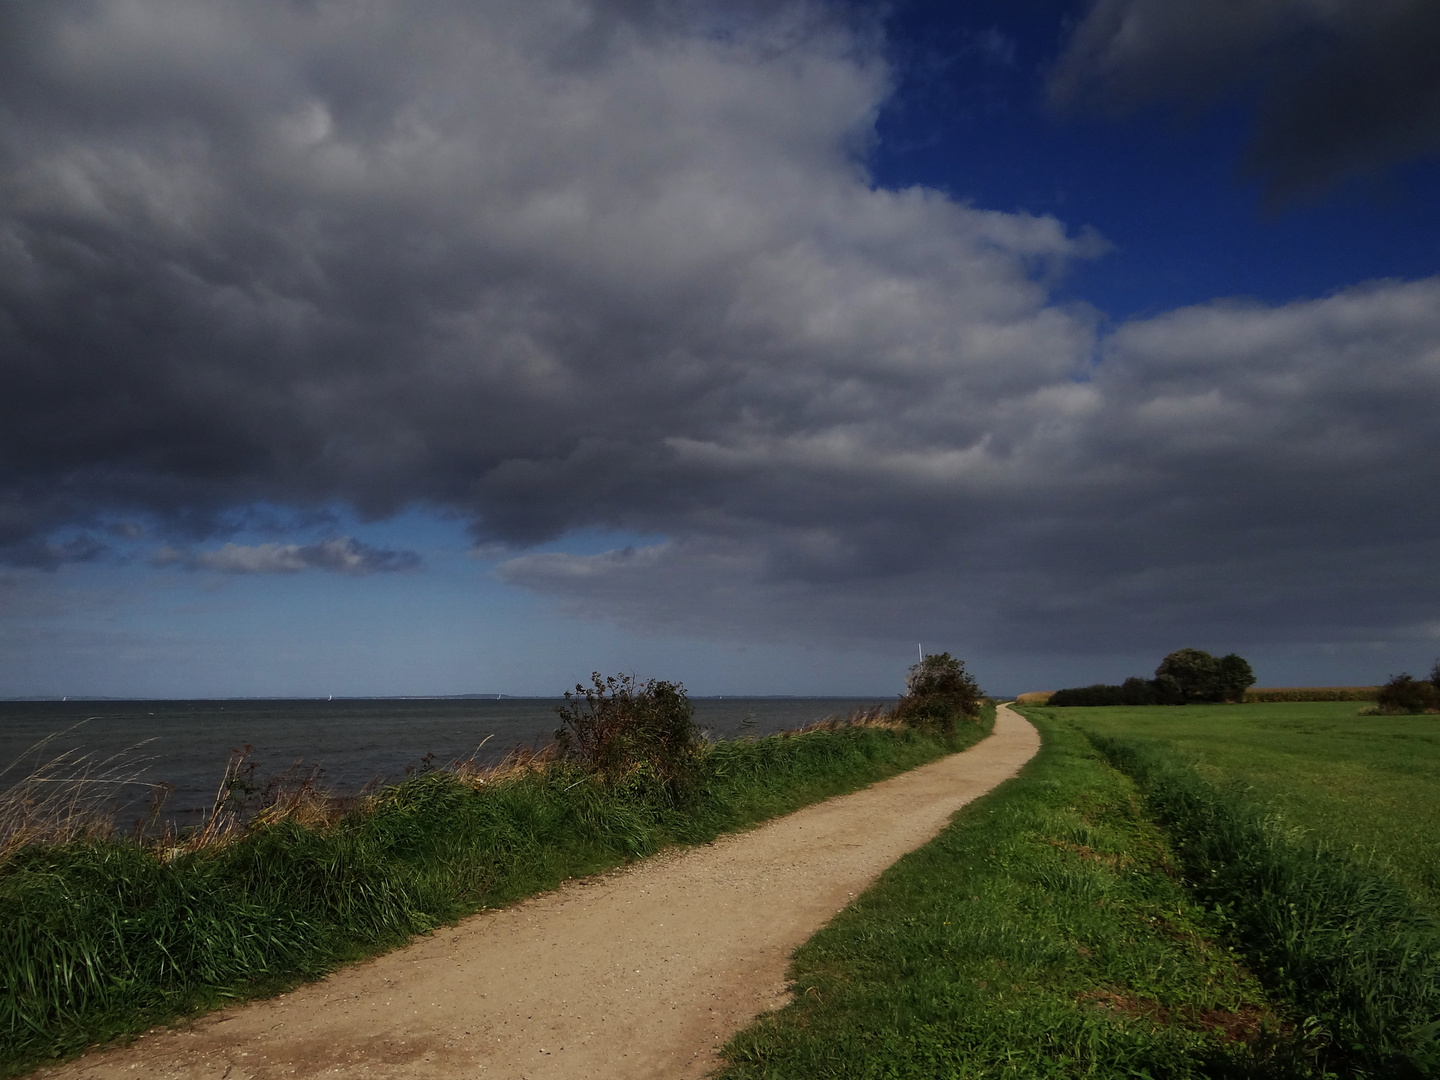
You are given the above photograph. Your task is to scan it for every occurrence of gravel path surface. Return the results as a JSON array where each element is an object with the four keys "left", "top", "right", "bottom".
[{"left": 40, "top": 705, "right": 1040, "bottom": 1080}]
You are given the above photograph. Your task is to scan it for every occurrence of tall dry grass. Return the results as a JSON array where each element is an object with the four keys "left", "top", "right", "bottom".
[
  {"left": 1013, "top": 690, "right": 1054, "bottom": 705},
  {"left": 0, "top": 725, "right": 164, "bottom": 861}
]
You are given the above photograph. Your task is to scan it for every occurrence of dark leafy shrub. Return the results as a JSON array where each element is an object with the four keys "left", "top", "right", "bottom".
[
  {"left": 553, "top": 673, "right": 705, "bottom": 802},
  {"left": 1048, "top": 677, "right": 1170, "bottom": 706},
  {"left": 1049, "top": 683, "right": 1129, "bottom": 707},
  {"left": 1375, "top": 674, "right": 1440, "bottom": 715},
  {"left": 1117, "top": 675, "right": 1157, "bottom": 704},
  {"left": 895, "top": 653, "right": 981, "bottom": 734}
]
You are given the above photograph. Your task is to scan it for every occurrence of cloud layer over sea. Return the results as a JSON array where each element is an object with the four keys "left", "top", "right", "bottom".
[{"left": 2, "top": 0, "right": 1438, "bottom": 685}]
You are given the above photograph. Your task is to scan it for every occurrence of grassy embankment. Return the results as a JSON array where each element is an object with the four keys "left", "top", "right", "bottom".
[
  {"left": 718, "top": 703, "right": 1440, "bottom": 1078},
  {"left": 1071, "top": 702, "right": 1440, "bottom": 914},
  {"left": 718, "top": 712, "right": 1314, "bottom": 1080},
  {"left": 1070, "top": 702, "right": 1440, "bottom": 1077},
  {"left": 0, "top": 707, "right": 992, "bottom": 1077}
]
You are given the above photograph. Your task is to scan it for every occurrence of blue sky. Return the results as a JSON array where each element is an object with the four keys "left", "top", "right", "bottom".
[{"left": 2, "top": 0, "right": 1439, "bottom": 698}]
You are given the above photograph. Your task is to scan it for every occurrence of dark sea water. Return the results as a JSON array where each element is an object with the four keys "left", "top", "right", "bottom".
[{"left": 0, "top": 697, "right": 890, "bottom": 830}]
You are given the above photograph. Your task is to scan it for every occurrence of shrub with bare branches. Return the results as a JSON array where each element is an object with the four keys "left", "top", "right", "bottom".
[{"left": 554, "top": 673, "right": 705, "bottom": 803}]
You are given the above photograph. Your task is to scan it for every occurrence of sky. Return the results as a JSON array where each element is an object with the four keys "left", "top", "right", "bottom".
[{"left": 2, "top": 0, "right": 1439, "bottom": 699}]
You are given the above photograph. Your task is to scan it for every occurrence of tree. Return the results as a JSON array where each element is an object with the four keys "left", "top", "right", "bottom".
[
  {"left": 1154, "top": 648, "right": 1255, "bottom": 704},
  {"left": 1217, "top": 653, "right": 1257, "bottom": 702},
  {"left": 1155, "top": 648, "right": 1223, "bottom": 703},
  {"left": 896, "top": 652, "right": 982, "bottom": 733}
]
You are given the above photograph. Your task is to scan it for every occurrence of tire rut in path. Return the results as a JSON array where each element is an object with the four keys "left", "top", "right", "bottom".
[{"left": 41, "top": 705, "right": 1040, "bottom": 1080}]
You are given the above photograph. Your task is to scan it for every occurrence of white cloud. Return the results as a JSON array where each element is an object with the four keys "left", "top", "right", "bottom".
[{"left": 155, "top": 539, "right": 420, "bottom": 575}]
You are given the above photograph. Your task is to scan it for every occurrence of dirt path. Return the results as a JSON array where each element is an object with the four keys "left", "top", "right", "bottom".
[{"left": 40, "top": 705, "right": 1039, "bottom": 1080}]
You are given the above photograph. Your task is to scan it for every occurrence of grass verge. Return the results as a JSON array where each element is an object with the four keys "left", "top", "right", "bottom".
[
  {"left": 1068, "top": 702, "right": 1440, "bottom": 918},
  {"left": 0, "top": 709, "right": 990, "bottom": 1076},
  {"left": 1077, "top": 720, "right": 1440, "bottom": 1078},
  {"left": 717, "top": 711, "right": 1310, "bottom": 1080}
]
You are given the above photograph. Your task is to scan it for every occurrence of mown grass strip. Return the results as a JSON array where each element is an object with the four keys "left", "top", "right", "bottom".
[
  {"left": 0, "top": 714, "right": 989, "bottom": 1076},
  {"left": 1083, "top": 727, "right": 1440, "bottom": 1079},
  {"left": 717, "top": 712, "right": 1310, "bottom": 1080}
]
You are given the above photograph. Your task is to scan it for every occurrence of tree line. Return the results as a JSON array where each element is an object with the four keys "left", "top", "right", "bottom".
[{"left": 1049, "top": 648, "right": 1256, "bottom": 707}]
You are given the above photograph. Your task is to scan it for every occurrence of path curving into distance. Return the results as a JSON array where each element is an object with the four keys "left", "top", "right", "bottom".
[{"left": 40, "top": 705, "right": 1040, "bottom": 1080}]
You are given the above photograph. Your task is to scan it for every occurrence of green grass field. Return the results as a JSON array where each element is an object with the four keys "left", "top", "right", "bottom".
[
  {"left": 12, "top": 701, "right": 1438, "bottom": 1077},
  {"left": 719, "top": 704, "right": 1440, "bottom": 1078},
  {"left": 717, "top": 714, "right": 1312, "bottom": 1079},
  {"left": 1058, "top": 702, "right": 1440, "bottom": 916}
]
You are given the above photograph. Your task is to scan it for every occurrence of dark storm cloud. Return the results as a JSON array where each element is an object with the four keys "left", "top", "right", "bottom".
[
  {"left": 2, "top": 0, "right": 1439, "bottom": 658},
  {"left": 502, "top": 276, "right": 1440, "bottom": 652},
  {"left": 1047, "top": 0, "right": 1440, "bottom": 201}
]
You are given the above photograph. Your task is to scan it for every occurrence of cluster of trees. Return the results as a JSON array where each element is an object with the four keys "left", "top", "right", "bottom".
[
  {"left": 1049, "top": 648, "right": 1256, "bottom": 707},
  {"left": 1376, "top": 660, "right": 1440, "bottom": 714}
]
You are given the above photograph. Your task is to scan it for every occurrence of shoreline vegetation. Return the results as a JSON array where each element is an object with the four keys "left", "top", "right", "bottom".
[
  {"left": 10, "top": 667, "right": 1435, "bottom": 1079},
  {"left": 0, "top": 664, "right": 991, "bottom": 1077}
]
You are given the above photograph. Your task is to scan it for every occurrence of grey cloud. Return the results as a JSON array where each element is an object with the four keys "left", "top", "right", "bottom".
[
  {"left": 0, "top": 534, "right": 111, "bottom": 572},
  {"left": 154, "top": 538, "right": 421, "bottom": 575},
  {"left": 1047, "top": 0, "right": 1440, "bottom": 201},
  {"left": 0, "top": 0, "right": 1093, "bottom": 545},
  {"left": 501, "top": 276, "right": 1440, "bottom": 654},
  {"left": 1, "top": 1, "right": 1437, "bottom": 663}
]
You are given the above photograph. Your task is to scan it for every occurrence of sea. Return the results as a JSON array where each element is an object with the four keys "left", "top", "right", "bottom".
[{"left": 0, "top": 696, "right": 891, "bottom": 831}]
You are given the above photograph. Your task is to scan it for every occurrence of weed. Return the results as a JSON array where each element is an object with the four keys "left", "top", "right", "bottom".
[{"left": 0, "top": 725, "right": 161, "bottom": 860}]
